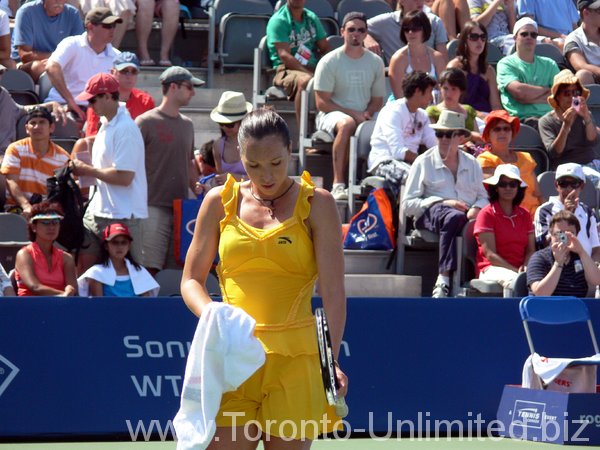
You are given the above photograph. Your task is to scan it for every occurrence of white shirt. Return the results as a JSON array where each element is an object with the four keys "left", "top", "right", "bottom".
[
  {"left": 45, "top": 32, "right": 120, "bottom": 104},
  {"left": 368, "top": 98, "right": 437, "bottom": 172},
  {"left": 402, "top": 145, "right": 489, "bottom": 220},
  {"left": 0, "top": 9, "right": 8, "bottom": 35},
  {"left": 88, "top": 104, "right": 148, "bottom": 219}
]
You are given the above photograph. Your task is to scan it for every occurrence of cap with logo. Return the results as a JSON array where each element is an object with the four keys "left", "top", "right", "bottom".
[
  {"left": 555, "top": 163, "right": 585, "bottom": 182},
  {"left": 102, "top": 223, "right": 133, "bottom": 242},
  {"left": 113, "top": 52, "right": 140, "bottom": 71},
  {"left": 76, "top": 72, "right": 120, "bottom": 102}
]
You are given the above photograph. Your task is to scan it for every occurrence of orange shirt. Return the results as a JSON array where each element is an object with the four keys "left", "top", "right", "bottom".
[{"left": 0, "top": 138, "right": 70, "bottom": 205}]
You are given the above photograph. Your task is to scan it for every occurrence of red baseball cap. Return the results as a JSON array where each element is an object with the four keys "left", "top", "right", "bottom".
[
  {"left": 76, "top": 73, "right": 120, "bottom": 102},
  {"left": 102, "top": 223, "right": 132, "bottom": 242}
]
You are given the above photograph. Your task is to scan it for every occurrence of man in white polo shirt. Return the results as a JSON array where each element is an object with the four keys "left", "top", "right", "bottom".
[
  {"left": 71, "top": 72, "right": 147, "bottom": 272},
  {"left": 45, "top": 7, "right": 121, "bottom": 121}
]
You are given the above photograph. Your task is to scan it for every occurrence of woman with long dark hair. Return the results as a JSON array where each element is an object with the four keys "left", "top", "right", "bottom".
[{"left": 447, "top": 20, "right": 502, "bottom": 113}]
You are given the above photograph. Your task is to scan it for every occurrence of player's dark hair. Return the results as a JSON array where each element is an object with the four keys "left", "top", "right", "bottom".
[
  {"left": 439, "top": 68, "right": 468, "bottom": 93},
  {"left": 550, "top": 210, "right": 581, "bottom": 234},
  {"left": 400, "top": 10, "right": 431, "bottom": 45},
  {"left": 456, "top": 21, "right": 488, "bottom": 75},
  {"left": 238, "top": 108, "right": 291, "bottom": 153},
  {"left": 403, "top": 71, "right": 437, "bottom": 99}
]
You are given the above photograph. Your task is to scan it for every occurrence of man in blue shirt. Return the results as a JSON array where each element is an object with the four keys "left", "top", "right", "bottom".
[{"left": 11, "top": 0, "right": 83, "bottom": 81}]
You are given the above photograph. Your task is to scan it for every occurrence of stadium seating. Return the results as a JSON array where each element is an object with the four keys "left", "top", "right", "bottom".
[
  {"left": 336, "top": 0, "right": 392, "bottom": 26},
  {"left": 0, "top": 69, "right": 39, "bottom": 105},
  {"left": 0, "top": 213, "right": 29, "bottom": 272},
  {"left": 37, "top": 72, "right": 53, "bottom": 104},
  {"left": 252, "top": 36, "right": 289, "bottom": 109},
  {"left": 585, "top": 84, "right": 600, "bottom": 126},
  {"left": 213, "top": 0, "right": 273, "bottom": 73},
  {"left": 155, "top": 268, "right": 220, "bottom": 296},
  {"left": 274, "top": 0, "right": 339, "bottom": 35},
  {"left": 512, "top": 123, "right": 549, "bottom": 175}
]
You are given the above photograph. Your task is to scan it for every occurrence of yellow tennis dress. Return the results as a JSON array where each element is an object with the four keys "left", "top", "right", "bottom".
[{"left": 215, "top": 172, "right": 339, "bottom": 439}]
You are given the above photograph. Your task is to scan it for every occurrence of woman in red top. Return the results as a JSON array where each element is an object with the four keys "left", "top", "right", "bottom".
[
  {"left": 474, "top": 164, "right": 536, "bottom": 290},
  {"left": 15, "top": 202, "right": 77, "bottom": 297}
]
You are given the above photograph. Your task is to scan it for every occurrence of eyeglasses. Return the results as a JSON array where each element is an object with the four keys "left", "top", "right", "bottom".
[
  {"left": 519, "top": 31, "right": 539, "bottom": 39},
  {"left": 557, "top": 180, "right": 582, "bottom": 189},
  {"left": 435, "top": 130, "right": 462, "bottom": 139},
  {"left": 346, "top": 26, "right": 366, "bottom": 33},
  {"left": 404, "top": 26, "right": 423, "bottom": 33},
  {"left": 220, "top": 121, "right": 241, "bottom": 129},
  {"left": 497, "top": 180, "right": 520, "bottom": 188},
  {"left": 468, "top": 32, "right": 487, "bottom": 42},
  {"left": 37, "top": 219, "right": 60, "bottom": 226},
  {"left": 100, "top": 23, "right": 117, "bottom": 29},
  {"left": 492, "top": 125, "right": 512, "bottom": 133},
  {"left": 119, "top": 69, "right": 138, "bottom": 76},
  {"left": 88, "top": 93, "right": 105, "bottom": 104}
]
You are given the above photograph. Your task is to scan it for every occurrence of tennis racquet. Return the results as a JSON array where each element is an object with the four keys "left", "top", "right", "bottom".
[{"left": 315, "top": 307, "right": 349, "bottom": 418}]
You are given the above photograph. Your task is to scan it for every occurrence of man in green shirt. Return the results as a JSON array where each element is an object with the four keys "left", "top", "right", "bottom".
[
  {"left": 496, "top": 17, "right": 560, "bottom": 125},
  {"left": 266, "top": 0, "right": 330, "bottom": 124}
]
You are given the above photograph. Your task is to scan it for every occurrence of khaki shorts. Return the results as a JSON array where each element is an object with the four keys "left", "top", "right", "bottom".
[
  {"left": 141, "top": 206, "right": 177, "bottom": 271},
  {"left": 315, "top": 110, "right": 351, "bottom": 136},
  {"left": 81, "top": 209, "right": 144, "bottom": 262},
  {"left": 273, "top": 65, "right": 312, "bottom": 100}
]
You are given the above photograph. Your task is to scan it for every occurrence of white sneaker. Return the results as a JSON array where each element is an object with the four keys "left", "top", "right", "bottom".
[
  {"left": 432, "top": 282, "right": 450, "bottom": 298},
  {"left": 331, "top": 184, "right": 348, "bottom": 201}
]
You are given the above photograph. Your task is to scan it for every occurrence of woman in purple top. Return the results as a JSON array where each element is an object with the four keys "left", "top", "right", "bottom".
[
  {"left": 210, "top": 91, "right": 253, "bottom": 184},
  {"left": 448, "top": 21, "right": 502, "bottom": 114}
]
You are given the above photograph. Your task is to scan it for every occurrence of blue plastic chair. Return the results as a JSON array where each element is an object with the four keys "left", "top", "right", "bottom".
[{"left": 519, "top": 296, "right": 600, "bottom": 356}]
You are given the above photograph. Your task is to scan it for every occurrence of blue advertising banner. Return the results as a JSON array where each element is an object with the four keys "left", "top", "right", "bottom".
[{"left": 0, "top": 297, "right": 598, "bottom": 439}]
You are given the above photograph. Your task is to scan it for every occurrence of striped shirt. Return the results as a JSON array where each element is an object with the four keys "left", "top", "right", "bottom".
[{"left": 1, "top": 137, "right": 70, "bottom": 205}]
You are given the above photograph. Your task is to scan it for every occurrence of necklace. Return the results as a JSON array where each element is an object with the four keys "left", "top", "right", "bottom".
[{"left": 249, "top": 179, "right": 295, "bottom": 218}]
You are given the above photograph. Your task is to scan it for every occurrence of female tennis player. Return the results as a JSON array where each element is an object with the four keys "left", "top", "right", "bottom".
[{"left": 181, "top": 108, "right": 347, "bottom": 449}]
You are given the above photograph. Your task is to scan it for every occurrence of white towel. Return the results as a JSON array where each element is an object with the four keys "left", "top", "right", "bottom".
[
  {"left": 522, "top": 352, "right": 600, "bottom": 393},
  {"left": 174, "top": 302, "right": 265, "bottom": 450},
  {"left": 77, "top": 260, "right": 160, "bottom": 297}
]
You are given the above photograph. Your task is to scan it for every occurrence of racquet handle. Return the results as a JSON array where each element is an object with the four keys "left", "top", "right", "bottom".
[{"left": 334, "top": 397, "right": 349, "bottom": 418}]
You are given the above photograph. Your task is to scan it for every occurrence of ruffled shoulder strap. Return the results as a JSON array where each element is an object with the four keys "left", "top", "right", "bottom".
[
  {"left": 296, "top": 171, "right": 315, "bottom": 222},
  {"left": 220, "top": 174, "right": 239, "bottom": 228}
]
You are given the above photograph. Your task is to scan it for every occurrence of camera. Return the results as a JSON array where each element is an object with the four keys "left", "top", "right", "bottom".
[
  {"left": 572, "top": 96, "right": 581, "bottom": 112},
  {"left": 558, "top": 231, "right": 568, "bottom": 244}
]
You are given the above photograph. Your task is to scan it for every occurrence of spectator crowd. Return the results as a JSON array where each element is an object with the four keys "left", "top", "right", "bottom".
[{"left": 1, "top": 0, "right": 600, "bottom": 299}]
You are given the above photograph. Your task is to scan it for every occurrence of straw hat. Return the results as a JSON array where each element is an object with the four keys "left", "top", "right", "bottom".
[
  {"left": 210, "top": 91, "right": 252, "bottom": 124},
  {"left": 483, "top": 164, "right": 527, "bottom": 187},
  {"left": 482, "top": 109, "right": 520, "bottom": 142},
  {"left": 429, "top": 110, "right": 471, "bottom": 138},
  {"left": 547, "top": 69, "right": 590, "bottom": 110}
]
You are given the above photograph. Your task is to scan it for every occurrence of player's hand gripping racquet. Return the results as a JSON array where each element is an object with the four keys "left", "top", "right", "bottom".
[{"left": 315, "top": 307, "right": 349, "bottom": 418}]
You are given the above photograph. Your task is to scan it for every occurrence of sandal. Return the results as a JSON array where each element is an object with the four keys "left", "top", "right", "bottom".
[
  {"left": 159, "top": 59, "right": 173, "bottom": 67},
  {"left": 139, "top": 59, "right": 156, "bottom": 66}
]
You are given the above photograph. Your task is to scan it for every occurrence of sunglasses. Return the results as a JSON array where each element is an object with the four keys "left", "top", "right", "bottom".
[
  {"left": 37, "top": 219, "right": 60, "bottom": 226},
  {"left": 519, "top": 31, "right": 539, "bottom": 39},
  {"left": 404, "top": 26, "right": 423, "bottom": 33},
  {"left": 557, "top": 180, "right": 582, "bottom": 189},
  {"left": 177, "top": 82, "right": 194, "bottom": 91},
  {"left": 119, "top": 69, "right": 138, "bottom": 76},
  {"left": 497, "top": 180, "right": 520, "bottom": 188},
  {"left": 435, "top": 130, "right": 462, "bottom": 139},
  {"left": 88, "top": 93, "right": 105, "bottom": 104},
  {"left": 346, "top": 26, "right": 366, "bottom": 33},
  {"left": 220, "top": 121, "right": 241, "bottom": 129},
  {"left": 492, "top": 125, "right": 512, "bottom": 133},
  {"left": 468, "top": 32, "right": 487, "bottom": 42}
]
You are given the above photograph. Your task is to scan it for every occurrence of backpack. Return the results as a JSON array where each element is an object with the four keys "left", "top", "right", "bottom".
[
  {"left": 343, "top": 187, "right": 398, "bottom": 250},
  {"left": 46, "top": 164, "right": 87, "bottom": 253}
]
